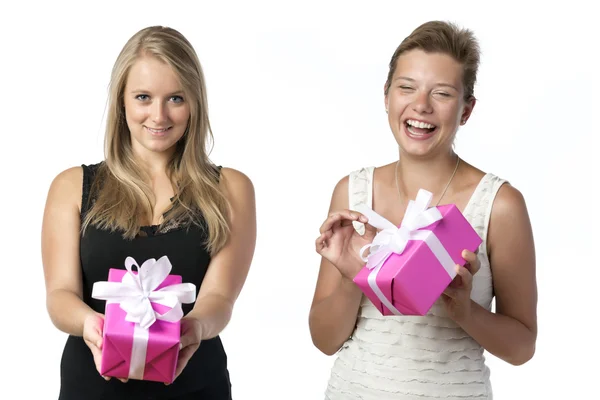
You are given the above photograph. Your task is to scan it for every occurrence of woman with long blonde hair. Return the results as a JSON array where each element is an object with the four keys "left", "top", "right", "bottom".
[{"left": 42, "top": 26, "right": 256, "bottom": 399}]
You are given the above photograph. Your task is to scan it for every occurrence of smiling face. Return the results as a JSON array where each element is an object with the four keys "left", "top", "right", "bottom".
[
  {"left": 385, "top": 49, "right": 475, "bottom": 158},
  {"left": 123, "top": 55, "right": 190, "bottom": 158}
]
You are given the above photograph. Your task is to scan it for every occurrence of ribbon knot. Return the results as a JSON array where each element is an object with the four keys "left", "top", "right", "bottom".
[
  {"left": 92, "top": 256, "right": 197, "bottom": 330},
  {"left": 357, "top": 189, "right": 443, "bottom": 268}
]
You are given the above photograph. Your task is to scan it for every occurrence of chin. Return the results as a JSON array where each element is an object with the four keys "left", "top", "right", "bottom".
[
  {"left": 395, "top": 138, "right": 433, "bottom": 157},
  {"left": 402, "top": 148, "right": 435, "bottom": 159},
  {"left": 395, "top": 134, "right": 449, "bottom": 159},
  {"left": 151, "top": 144, "right": 178, "bottom": 154},
  {"left": 138, "top": 140, "right": 178, "bottom": 154}
]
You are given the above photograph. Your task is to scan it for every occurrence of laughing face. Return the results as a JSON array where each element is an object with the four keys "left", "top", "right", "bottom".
[
  {"left": 385, "top": 49, "right": 475, "bottom": 158},
  {"left": 123, "top": 55, "right": 190, "bottom": 158}
]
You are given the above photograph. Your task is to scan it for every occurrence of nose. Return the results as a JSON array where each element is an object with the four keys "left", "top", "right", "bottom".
[
  {"left": 412, "top": 91, "right": 433, "bottom": 114},
  {"left": 151, "top": 101, "right": 168, "bottom": 124}
]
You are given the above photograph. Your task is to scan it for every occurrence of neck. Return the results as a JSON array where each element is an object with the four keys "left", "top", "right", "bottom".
[
  {"left": 131, "top": 147, "right": 175, "bottom": 179},
  {"left": 395, "top": 150, "right": 460, "bottom": 203}
]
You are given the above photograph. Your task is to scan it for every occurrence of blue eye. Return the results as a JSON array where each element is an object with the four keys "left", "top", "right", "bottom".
[
  {"left": 135, "top": 94, "right": 150, "bottom": 101},
  {"left": 170, "top": 96, "right": 184, "bottom": 103}
]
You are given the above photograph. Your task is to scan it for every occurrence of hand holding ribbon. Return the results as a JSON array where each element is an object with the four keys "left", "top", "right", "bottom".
[
  {"left": 315, "top": 209, "right": 378, "bottom": 280},
  {"left": 356, "top": 189, "right": 443, "bottom": 267}
]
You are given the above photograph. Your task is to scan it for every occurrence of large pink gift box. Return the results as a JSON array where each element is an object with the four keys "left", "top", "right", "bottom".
[
  {"left": 92, "top": 257, "right": 196, "bottom": 383},
  {"left": 353, "top": 190, "right": 482, "bottom": 316}
]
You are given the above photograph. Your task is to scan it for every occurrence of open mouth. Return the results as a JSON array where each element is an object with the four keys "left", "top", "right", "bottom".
[{"left": 405, "top": 119, "right": 437, "bottom": 137}]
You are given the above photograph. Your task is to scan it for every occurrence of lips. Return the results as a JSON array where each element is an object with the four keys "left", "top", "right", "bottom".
[
  {"left": 404, "top": 118, "right": 437, "bottom": 138},
  {"left": 145, "top": 126, "right": 172, "bottom": 136}
]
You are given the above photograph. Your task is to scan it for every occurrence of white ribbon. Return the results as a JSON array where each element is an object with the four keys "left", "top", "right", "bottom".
[
  {"left": 92, "top": 256, "right": 196, "bottom": 380},
  {"left": 357, "top": 189, "right": 442, "bottom": 261},
  {"left": 355, "top": 189, "right": 455, "bottom": 315}
]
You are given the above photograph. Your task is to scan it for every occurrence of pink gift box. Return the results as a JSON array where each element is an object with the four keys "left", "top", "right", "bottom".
[
  {"left": 353, "top": 204, "right": 482, "bottom": 316},
  {"left": 99, "top": 268, "right": 181, "bottom": 383}
]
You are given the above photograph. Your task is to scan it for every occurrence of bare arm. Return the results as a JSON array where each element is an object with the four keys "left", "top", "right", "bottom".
[
  {"left": 458, "top": 184, "right": 538, "bottom": 365},
  {"left": 309, "top": 177, "right": 367, "bottom": 356},
  {"left": 185, "top": 168, "right": 256, "bottom": 340},
  {"left": 42, "top": 167, "right": 99, "bottom": 336}
]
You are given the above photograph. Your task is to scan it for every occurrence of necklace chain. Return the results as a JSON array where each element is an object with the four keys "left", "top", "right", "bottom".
[{"left": 394, "top": 156, "right": 460, "bottom": 206}]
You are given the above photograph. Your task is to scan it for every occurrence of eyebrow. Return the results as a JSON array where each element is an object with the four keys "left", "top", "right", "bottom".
[
  {"left": 393, "top": 76, "right": 458, "bottom": 91},
  {"left": 129, "top": 89, "right": 185, "bottom": 96}
]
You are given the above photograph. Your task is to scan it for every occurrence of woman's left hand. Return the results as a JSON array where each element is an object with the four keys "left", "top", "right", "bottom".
[
  {"left": 441, "top": 249, "right": 480, "bottom": 324},
  {"left": 171, "top": 316, "right": 203, "bottom": 383}
]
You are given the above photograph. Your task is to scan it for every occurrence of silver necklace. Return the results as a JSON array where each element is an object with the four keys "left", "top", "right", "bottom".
[{"left": 394, "top": 155, "right": 460, "bottom": 206}]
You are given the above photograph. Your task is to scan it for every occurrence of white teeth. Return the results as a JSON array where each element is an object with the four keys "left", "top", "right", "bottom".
[
  {"left": 147, "top": 127, "right": 169, "bottom": 133},
  {"left": 407, "top": 119, "right": 435, "bottom": 129}
]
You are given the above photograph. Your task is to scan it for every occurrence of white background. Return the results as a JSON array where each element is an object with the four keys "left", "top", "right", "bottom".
[{"left": 1, "top": 0, "right": 598, "bottom": 398}]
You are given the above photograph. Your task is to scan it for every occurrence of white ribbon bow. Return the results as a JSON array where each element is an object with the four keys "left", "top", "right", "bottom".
[
  {"left": 357, "top": 189, "right": 442, "bottom": 267},
  {"left": 92, "top": 256, "right": 196, "bottom": 330}
]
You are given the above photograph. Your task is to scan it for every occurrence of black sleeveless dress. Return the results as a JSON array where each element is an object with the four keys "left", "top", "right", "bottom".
[{"left": 58, "top": 163, "right": 231, "bottom": 400}]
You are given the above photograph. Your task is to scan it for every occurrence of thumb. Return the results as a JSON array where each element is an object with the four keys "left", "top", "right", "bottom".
[
  {"left": 179, "top": 335, "right": 192, "bottom": 350},
  {"left": 180, "top": 317, "right": 203, "bottom": 349},
  {"left": 363, "top": 221, "right": 378, "bottom": 238},
  {"left": 455, "top": 264, "right": 473, "bottom": 287}
]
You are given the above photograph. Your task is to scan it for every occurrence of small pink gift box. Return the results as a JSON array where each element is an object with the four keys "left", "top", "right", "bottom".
[
  {"left": 92, "top": 256, "right": 196, "bottom": 383},
  {"left": 353, "top": 190, "right": 482, "bottom": 316}
]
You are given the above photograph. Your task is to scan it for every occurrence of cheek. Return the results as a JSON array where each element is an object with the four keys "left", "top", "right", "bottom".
[
  {"left": 440, "top": 105, "right": 461, "bottom": 124},
  {"left": 124, "top": 102, "right": 149, "bottom": 124},
  {"left": 171, "top": 106, "right": 191, "bottom": 125},
  {"left": 390, "top": 95, "right": 412, "bottom": 114}
]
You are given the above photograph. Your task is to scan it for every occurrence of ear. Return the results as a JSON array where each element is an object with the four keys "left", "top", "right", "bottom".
[
  {"left": 460, "top": 96, "right": 476, "bottom": 125},
  {"left": 384, "top": 83, "right": 389, "bottom": 113}
]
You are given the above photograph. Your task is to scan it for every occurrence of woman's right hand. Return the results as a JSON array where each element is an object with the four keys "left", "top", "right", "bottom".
[
  {"left": 315, "top": 210, "right": 378, "bottom": 280},
  {"left": 82, "top": 313, "right": 116, "bottom": 382}
]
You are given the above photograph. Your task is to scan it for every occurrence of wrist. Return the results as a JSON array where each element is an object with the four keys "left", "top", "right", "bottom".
[
  {"left": 80, "top": 304, "right": 101, "bottom": 322},
  {"left": 339, "top": 272, "right": 362, "bottom": 296},
  {"left": 455, "top": 300, "right": 477, "bottom": 329},
  {"left": 342, "top": 258, "right": 365, "bottom": 281}
]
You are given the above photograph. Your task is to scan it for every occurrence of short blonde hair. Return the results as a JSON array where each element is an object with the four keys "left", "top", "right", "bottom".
[{"left": 384, "top": 21, "right": 480, "bottom": 101}]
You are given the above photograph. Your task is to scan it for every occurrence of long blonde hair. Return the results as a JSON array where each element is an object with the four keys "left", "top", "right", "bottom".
[{"left": 82, "top": 26, "right": 230, "bottom": 254}]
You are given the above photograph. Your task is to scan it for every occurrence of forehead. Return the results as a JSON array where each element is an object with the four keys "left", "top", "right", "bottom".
[
  {"left": 393, "top": 49, "right": 463, "bottom": 85},
  {"left": 125, "top": 56, "right": 182, "bottom": 91}
]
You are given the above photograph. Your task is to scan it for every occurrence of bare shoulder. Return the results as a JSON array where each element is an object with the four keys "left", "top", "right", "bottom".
[
  {"left": 333, "top": 174, "right": 350, "bottom": 195},
  {"left": 219, "top": 167, "right": 255, "bottom": 200},
  {"left": 488, "top": 182, "right": 533, "bottom": 254},
  {"left": 51, "top": 166, "right": 83, "bottom": 189},
  {"left": 328, "top": 174, "right": 351, "bottom": 210},
  {"left": 490, "top": 182, "right": 529, "bottom": 223},
  {"left": 46, "top": 166, "right": 84, "bottom": 211}
]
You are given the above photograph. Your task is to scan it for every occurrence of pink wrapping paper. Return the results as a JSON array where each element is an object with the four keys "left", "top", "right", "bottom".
[
  {"left": 353, "top": 204, "right": 482, "bottom": 316},
  {"left": 99, "top": 268, "right": 181, "bottom": 383}
]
